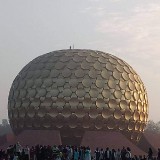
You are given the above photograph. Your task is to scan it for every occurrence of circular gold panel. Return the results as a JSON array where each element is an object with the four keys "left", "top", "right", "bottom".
[
  {"left": 82, "top": 79, "right": 92, "bottom": 87},
  {"left": 125, "top": 110, "right": 132, "bottom": 120},
  {"left": 109, "top": 99, "right": 117, "bottom": 109},
  {"left": 119, "top": 81, "right": 127, "bottom": 89},
  {"left": 125, "top": 91, "right": 132, "bottom": 100},
  {"left": 48, "top": 108, "right": 58, "bottom": 118},
  {"left": 89, "top": 70, "right": 97, "bottom": 78},
  {"left": 114, "top": 90, "right": 122, "bottom": 99},
  {"left": 101, "top": 70, "right": 110, "bottom": 79},
  {"left": 113, "top": 70, "right": 121, "bottom": 79},
  {"left": 130, "top": 101, "right": 137, "bottom": 111},
  {"left": 27, "top": 107, "right": 35, "bottom": 118},
  {"left": 89, "top": 88, "right": 99, "bottom": 98},
  {"left": 69, "top": 79, "right": 78, "bottom": 87},
  {"left": 62, "top": 69, "right": 71, "bottom": 77},
  {"left": 118, "top": 120, "right": 127, "bottom": 130},
  {"left": 55, "top": 62, "right": 65, "bottom": 70},
  {"left": 108, "top": 79, "right": 116, "bottom": 89},
  {"left": 76, "top": 89, "right": 86, "bottom": 97},
  {"left": 69, "top": 98, "right": 79, "bottom": 108},
  {"left": 122, "top": 72, "right": 129, "bottom": 81},
  {"left": 102, "top": 108, "right": 113, "bottom": 119},
  {"left": 63, "top": 89, "right": 72, "bottom": 97},
  {"left": 75, "top": 69, "right": 85, "bottom": 78},
  {"left": 114, "top": 109, "right": 122, "bottom": 119},
  {"left": 56, "top": 98, "right": 65, "bottom": 108},
  {"left": 75, "top": 108, "right": 85, "bottom": 118},
  {"left": 120, "top": 100, "right": 128, "bottom": 110},
  {"left": 96, "top": 79, "right": 105, "bottom": 88},
  {"left": 96, "top": 99, "right": 105, "bottom": 108},
  {"left": 83, "top": 98, "right": 92, "bottom": 108},
  {"left": 107, "top": 118, "right": 116, "bottom": 129},
  {"left": 102, "top": 89, "right": 111, "bottom": 98},
  {"left": 106, "top": 63, "right": 114, "bottom": 71},
  {"left": 67, "top": 61, "right": 78, "bottom": 70},
  {"left": 89, "top": 108, "right": 98, "bottom": 118},
  {"left": 62, "top": 108, "right": 71, "bottom": 118},
  {"left": 50, "top": 89, "right": 59, "bottom": 97},
  {"left": 128, "top": 121, "right": 135, "bottom": 130},
  {"left": 133, "top": 111, "right": 140, "bottom": 121},
  {"left": 94, "top": 62, "right": 102, "bottom": 70}
]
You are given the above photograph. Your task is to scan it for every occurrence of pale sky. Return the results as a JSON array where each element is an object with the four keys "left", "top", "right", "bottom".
[{"left": 0, "top": 0, "right": 160, "bottom": 123}]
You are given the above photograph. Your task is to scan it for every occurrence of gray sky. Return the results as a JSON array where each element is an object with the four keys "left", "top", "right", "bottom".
[{"left": 0, "top": 0, "right": 160, "bottom": 122}]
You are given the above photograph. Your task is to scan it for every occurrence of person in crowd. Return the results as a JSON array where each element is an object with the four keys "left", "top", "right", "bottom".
[
  {"left": 4, "top": 143, "right": 160, "bottom": 160},
  {"left": 21, "top": 148, "right": 26, "bottom": 160},
  {"left": 63, "top": 145, "right": 68, "bottom": 159},
  {"left": 56, "top": 154, "right": 61, "bottom": 160},
  {"left": 111, "top": 149, "right": 116, "bottom": 160},
  {"left": 15, "top": 142, "right": 22, "bottom": 158},
  {"left": 99, "top": 148, "right": 104, "bottom": 160},
  {"left": 134, "top": 155, "right": 139, "bottom": 160},
  {"left": 142, "top": 155, "right": 147, "bottom": 160},
  {"left": 148, "top": 148, "right": 153, "bottom": 160},
  {"left": 7, "top": 145, "right": 14, "bottom": 160},
  {"left": 95, "top": 147, "right": 100, "bottom": 160},
  {"left": 138, "top": 155, "right": 142, "bottom": 160},
  {"left": 0, "top": 149, "right": 7, "bottom": 160},
  {"left": 157, "top": 148, "right": 160, "bottom": 160},
  {"left": 116, "top": 149, "right": 121, "bottom": 160},
  {"left": 52, "top": 145, "right": 59, "bottom": 159},
  {"left": 68, "top": 146, "right": 73, "bottom": 160},
  {"left": 104, "top": 147, "right": 111, "bottom": 160},
  {"left": 121, "top": 147, "right": 126, "bottom": 160},
  {"left": 79, "top": 146, "right": 85, "bottom": 160},
  {"left": 35, "top": 145, "right": 40, "bottom": 160},
  {"left": 84, "top": 146, "right": 91, "bottom": 160},
  {"left": 30, "top": 146, "right": 35, "bottom": 160},
  {"left": 13, "top": 153, "right": 19, "bottom": 160},
  {"left": 24, "top": 145, "right": 30, "bottom": 160},
  {"left": 74, "top": 148, "right": 79, "bottom": 160},
  {"left": 125, "top": 147, "right": 131, "bottom": 160}
]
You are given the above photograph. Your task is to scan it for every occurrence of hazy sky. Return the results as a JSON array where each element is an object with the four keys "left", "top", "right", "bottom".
[{"left": 0, "top": 0, "right": 160, "bottom": 123}]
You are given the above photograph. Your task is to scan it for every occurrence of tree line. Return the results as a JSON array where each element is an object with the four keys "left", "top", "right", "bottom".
[{"left": 0, "top": 119, "right": 160, "bottom": 136}]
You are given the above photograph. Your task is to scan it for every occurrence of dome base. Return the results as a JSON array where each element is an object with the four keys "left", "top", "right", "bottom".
[{"left": 60, "top": 129, "right": 84, "bottom": 146}]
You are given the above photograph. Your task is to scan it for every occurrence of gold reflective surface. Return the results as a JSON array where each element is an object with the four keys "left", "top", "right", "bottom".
[{"left": 8, "top": 49, "right": 148, "bottom": 142}]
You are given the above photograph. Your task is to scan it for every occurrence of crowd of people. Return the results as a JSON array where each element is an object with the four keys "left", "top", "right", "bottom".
[{"left": 0, "top": 143, "right": 159, "bottom": 160}]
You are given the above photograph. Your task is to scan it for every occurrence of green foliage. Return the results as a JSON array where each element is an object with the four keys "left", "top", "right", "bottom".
[
  {"left": 0, "top": 119, "right": 12, "bottom": 136},
  {"left": 145, "top": 120, "right": 160, "bottom": 133}
]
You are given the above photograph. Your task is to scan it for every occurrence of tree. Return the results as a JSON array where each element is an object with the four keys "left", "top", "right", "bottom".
[
  {"left": 145, "top": 120, "right": 160, "bottom": 133},
  {"left": 2, "top": 119, "right": 8, "bottom": 127}
]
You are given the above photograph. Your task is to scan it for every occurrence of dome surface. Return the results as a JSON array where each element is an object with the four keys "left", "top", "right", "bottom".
[{"left": 8, "top": 49, "right": 148, "bottom": 142}]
